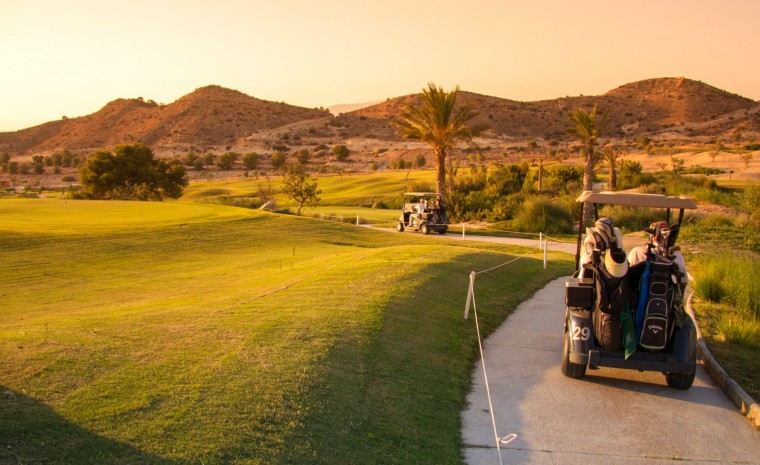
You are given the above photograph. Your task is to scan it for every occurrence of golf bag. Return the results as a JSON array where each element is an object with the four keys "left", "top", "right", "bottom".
[
  {"left": 590, "top": 258, "right": 628, "bottom": 350},
  {"left": 635, "top": 257, "right": 678, "bottom": 351}
]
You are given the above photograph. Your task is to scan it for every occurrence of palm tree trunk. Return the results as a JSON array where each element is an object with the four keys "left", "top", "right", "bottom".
[
  {"left": 609, "top": 167, "right": 617, "bottom": 191},
  {"left": 583, "top": 146, "right": 595, "bottom": 226},
  {"left": 436, "top": 149, "right": 447, "bottom": 196},
  {"left": 538, "top": 159, "right": 543, "bottom": 191}
]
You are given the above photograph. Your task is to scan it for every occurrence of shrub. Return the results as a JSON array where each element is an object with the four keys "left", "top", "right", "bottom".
[
  {"left": 61, "top": 175, "right": 76, "bottom": 182},
  {"left": 217, "top": 152, "right": 239, "bottom": 170},
  {"left": 243, "top": 152, "right": 260, "bottom": 170},
  {"left": 597, "top": 205, "right": 662, "bottom": 233},
  {"left": 693, "top": 253, "right": 760, "bottom": 319},
  {"left": 511, "top": 198, "right": 573, "bottom": 234},
  {"left": 332, "top": 144, "right": 350, "bottom": 161},
  {"left": 270, "top": 151, "right": 287, "bottom": 170},
  {"left": 295, "top": 149, "right": 311, "bottom": 165}
]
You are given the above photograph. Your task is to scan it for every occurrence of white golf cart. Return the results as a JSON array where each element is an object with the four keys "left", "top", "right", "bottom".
[
  {"left": 562, "top": 191, "right": 698, "bottom": 389},
  {"left": 396, "top": 192, "right": 448, "bottom": 235}
]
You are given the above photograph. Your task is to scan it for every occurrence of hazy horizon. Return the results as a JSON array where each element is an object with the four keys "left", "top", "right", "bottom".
[{"left": 2, "top": 0, "right": 759, "bottom": 132}]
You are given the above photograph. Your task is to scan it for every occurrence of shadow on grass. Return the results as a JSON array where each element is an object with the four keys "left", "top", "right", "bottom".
[
  {"left": 0, "top": 386, "right": 174, "bottom": 465},
  {"left": 271, "top": 250, "right": 572, "bottom": 465}
]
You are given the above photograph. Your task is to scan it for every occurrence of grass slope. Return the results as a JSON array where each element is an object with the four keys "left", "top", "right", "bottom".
[{"left": 0, "top": 199, "right": 572, "bottom": 464}]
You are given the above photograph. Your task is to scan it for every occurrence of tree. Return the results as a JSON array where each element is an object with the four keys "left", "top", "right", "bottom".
[
  {"left": 281, "top": 163, "right": 321, "bottom": 214},
  {"left": 78, "top": 143, "right": 188, "bottom": 200},
  {"left": 740, "top": 151, "right": 753, "bottom": 168},
  {"left": 295, "top": 148, "right": 311, "bottom": 165},
  {"left": 243, "top": 152, "right": 260, "bottom": 170},
  {"left": 601, "top": 148, "right": 621, "bottom": 191},
  {"left": 568, "top": 104, "right": 610, "bottom": 224},
  {"left": 271, "top": 151, "right": 287, "bottom": 171},
  {"left": 415, "top": 153, "right": 427, "bottom": 168},
  {"left": 182, "top": 151, "right": 199, "bottom": 167},
  {"left": 395, "top": 82, "right": 487, "bottom": 196},
  {"left": 711, "top": 138, "right": 722, "bottom": 163},
  {"left": 217, "top": 152, "right": 239, "bottom": 170},
  {"left": 670, "top": 155, "right": 685, "bottom": 178},
  {"left": 332, "top": 144, "right": 350, "bottom": 161},
  {"left": 203, "top": 153, "right": 216, "bottom": 167}
]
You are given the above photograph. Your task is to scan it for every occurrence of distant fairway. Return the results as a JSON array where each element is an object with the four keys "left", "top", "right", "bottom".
[{"left": 0, "top": 198, "right": 572, "bottom": 464}]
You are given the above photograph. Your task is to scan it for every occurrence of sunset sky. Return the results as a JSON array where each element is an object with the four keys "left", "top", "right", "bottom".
[{"left": 1, "top": 0, "right": 759, "bottom": 132}]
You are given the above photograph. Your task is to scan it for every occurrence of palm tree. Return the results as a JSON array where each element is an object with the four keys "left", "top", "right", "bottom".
[
  {"left": 568, "top": 104, "right": 610, "bottom": 224},
  {"left": 601, "top": 147, "right": 621, "bottom": 191},
  {"left": 396, "top": 83, "right": 487, "bottom": 196}
]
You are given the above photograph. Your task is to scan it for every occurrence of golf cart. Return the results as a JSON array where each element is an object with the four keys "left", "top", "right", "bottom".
[
  {"left": 562, "top": 191, "right": 698, "bottom": 389},
  {"left": 396, "top": 192, "right": 448, "bottom": 235}
]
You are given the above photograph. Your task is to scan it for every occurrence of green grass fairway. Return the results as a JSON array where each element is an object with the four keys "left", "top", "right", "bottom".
[
  {"left": 1, "top": 198, "right": 572, "bottom": 464},
  {"left": 181, "top": 169, "right": 436, "bottom": 208}
]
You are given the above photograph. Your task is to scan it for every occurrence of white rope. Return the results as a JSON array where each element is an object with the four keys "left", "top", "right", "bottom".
[{"left": 468, "top": 273, "right": 517, "bottom": 465}]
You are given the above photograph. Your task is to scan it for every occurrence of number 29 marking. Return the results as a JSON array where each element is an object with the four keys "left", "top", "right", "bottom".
[{"left": 571, "top": 322, "right": 591, "bottom": 341}]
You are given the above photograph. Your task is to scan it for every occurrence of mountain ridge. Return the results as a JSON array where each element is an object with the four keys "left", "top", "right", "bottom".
[{"left": 1, "top": 77, "right": 758, "bottom": 156}]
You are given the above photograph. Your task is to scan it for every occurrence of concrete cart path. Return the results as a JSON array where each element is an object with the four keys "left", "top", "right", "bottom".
[{"left": 461, "top": 277, "right": 760, "bottom": 465}]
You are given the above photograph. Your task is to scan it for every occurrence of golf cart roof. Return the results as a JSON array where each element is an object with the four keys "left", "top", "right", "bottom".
[
  {"left": 403, "top": 192, "right": 442, "bottom": 198},
  {"left": 576, "top": 191, "right": 698, "bottom": 209}
]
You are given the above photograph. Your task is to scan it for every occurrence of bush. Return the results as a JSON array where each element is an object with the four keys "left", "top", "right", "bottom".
[
  {"left": 271, "top": 151, "right": 287, "bottom": 170},
  {"left": 693, "top": 253, "right": 760, "bottom": 320},
  {"left": 597, "top": 205, "right": 662, "bottom": 233},
  {"left": 243, "top": 152, "right": 260, "bottom": 170},
  {"left": 332, "top": 145, "right": 350, "bottom": 161},
  {"left": 61, "top": 176, "right": 76, "bottom": 182},
  {"left": 511, "top": 198, "right": 573, "bottom": 234}
]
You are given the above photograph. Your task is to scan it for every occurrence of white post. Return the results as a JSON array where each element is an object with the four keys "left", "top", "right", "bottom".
[
  {"left": 464, "top": 271, "right": 475, "bottom": 319},
  {"left": 462, "top": 223, "right": 466, "bottom": 239},
  {"left": 543, "top": 239, "right": 548, "bottom": 269},
  {"left": 539, "top": 232, "right": 543, "bottom": 250},
  {"left": 356, "top": 215, "right": 359, "bottom": 226}
]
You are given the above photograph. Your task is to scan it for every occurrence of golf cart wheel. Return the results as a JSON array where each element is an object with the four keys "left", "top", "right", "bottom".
[
  {"left": 396, "top": 222, "right": 404, "bottom": 232},
  {"left": 420, "top": 223, "right": 430, "bottom": 235},
  {"left": 561, "top": 330, "right": 586, "bottom": 379},
  {"left": 665, "top": 371, "right": 695, "bottom": 390},
  {"left": 437, "top": 229, "right": 446, "bottom": 235}
]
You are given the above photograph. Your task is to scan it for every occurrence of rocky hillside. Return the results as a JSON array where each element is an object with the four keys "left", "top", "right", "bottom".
[
  {"left": 1, "top": 78, "right": 758, "bottom": 157},
  {"left": 0, "top": 85, "right": 331, "bottom": 155},
  {"left": 339, "top": 77, "right": 760, "bottom": 140}
]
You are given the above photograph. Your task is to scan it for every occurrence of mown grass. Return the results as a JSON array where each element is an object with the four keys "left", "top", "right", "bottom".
[
  {"left": 690, "top": 252, "right": 760, "bottom": 400},
  {"left": 0, "top": 198, "right": 572, "bottom": 464},
  {"left": 182, "top": 170, "right": 436, "bottom": 208}
]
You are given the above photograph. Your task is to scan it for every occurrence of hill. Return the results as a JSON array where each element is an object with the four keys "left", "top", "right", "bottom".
[
  {"left": 338, "top": 77, "right": 760, "bottom": 140},
  {"left": 1, "top": 78, "right": 758, "bottom": 159},
  {"left": 0, "top": 85, "right": 331, "bottom": 155}
]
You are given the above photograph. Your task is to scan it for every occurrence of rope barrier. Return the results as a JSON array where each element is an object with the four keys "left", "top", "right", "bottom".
[
  {"left": 464, "top": 268, "right": 520, "bottom": 465},
  {"left": 461, "top": 246, "right": 555, "bottom": 462}
]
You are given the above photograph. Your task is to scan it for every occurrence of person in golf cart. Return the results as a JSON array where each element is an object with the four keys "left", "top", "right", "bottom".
[
  {"left": 628, "top": 221, "right": 689, "bottom": 294},
  {"left": 411, "top": 198, "right": 427, "bottom": 225}
]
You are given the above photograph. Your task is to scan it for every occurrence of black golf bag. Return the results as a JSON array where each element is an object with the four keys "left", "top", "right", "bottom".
[{"left": 589, "top": 255, "right": 629, "bottom": 350}]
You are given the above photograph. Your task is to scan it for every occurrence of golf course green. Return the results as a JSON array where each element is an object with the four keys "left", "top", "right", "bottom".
[{"left": 0, "top": 198, "right": 572, "bottom": 464}]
